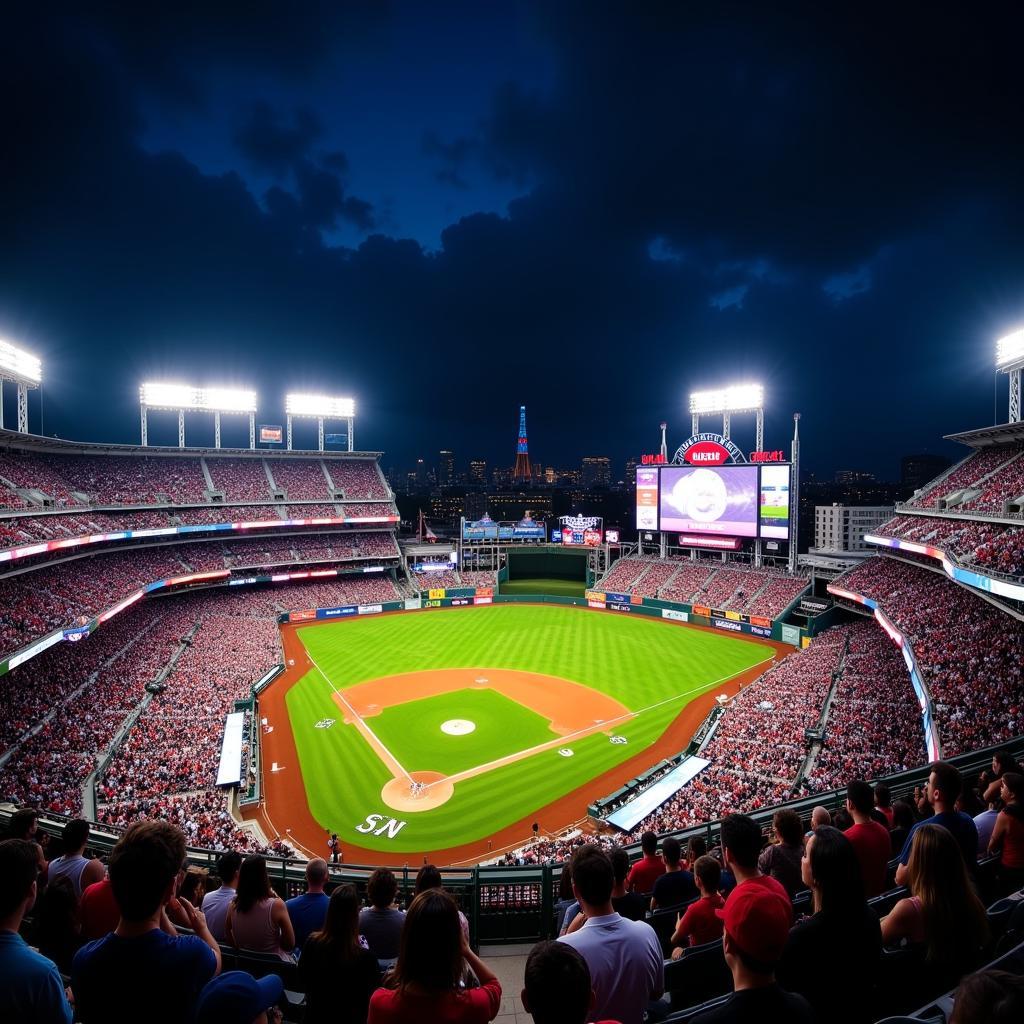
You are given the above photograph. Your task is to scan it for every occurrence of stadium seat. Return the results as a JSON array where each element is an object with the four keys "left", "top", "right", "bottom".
[
  {"left": 869, "top": 885, "right": 909, "bottom": 918},
  {"left": 647, "top": 897, "right": 698, "bottom": 956},
  {"left": 663, "top": 993, "right": 731, "bottom": 1023},
  {"left": 663, "top": 938, "right": 732, "bottom": 1011}
]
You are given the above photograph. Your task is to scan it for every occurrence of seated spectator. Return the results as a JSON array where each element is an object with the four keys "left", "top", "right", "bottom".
[
  {"left": 844, "top": 779, "right": 892, "bottom": 897},
  {"left": 368, "top": 889, "right": 501, "bottom": 1023},
  {"left": 521, "top": 940, "right": 605, "bottom": 1024},
  {"left": 975, "top": 796, "right": 1002, "bottom": 856},
  {"left": 670, "top": 855, "right": 724, "bottom": 954},
  {"left": 0, "top": 839, "right": 73, "bottom": 1024},
  {"left": 177, "top": 866, "right": 208, "bottom": 908},
  {"left": 987, "top": 772, "right": 1024, "bottom": 894},
  {"left": 80, "top": 869, "right": 120, "bottom": 941},
  {"left": 688, "top": 876, "right": 811, "bottom": 1023},
  {"left": 626, "top": 830, "right": 666, "bottom": 894},
  {"left": 359, "top": 867, "right": 405, "bottom": 968},
  {"left": 890, "top": 800, "right": 916, "bottom": 857},
  {"left": 552, "top": 863, "right": 576, "bottom": 936},
  {"left": 610, "top": 848, "right": 647, "bottom": 921},
  {"left": 949, "top": 968, "right": 1024, "bottom": 1024},
  {"left": 6, "top": 808, "right": 48, "bottom": 873},
  {"left": 805, "top": 807, "right": 830, "bottom": 837},
  {"left": 47, "top": 818, "right": 105, "bottom": 899},
  {"left": 896, "top": 762, "right": 979, "bottom": 885},
  {"left": 684, "top": 835, "right": 707, "bottom": 869},
  {"left": 299, "top": 884, "right": 381, "bottom": 1024},
  {"left": 981, "top": 749, "right": 1022, "bottom": 804},
  {"left": 651, "top": 836, "right": 698, "bottom": 910},
  {"left": 202, "top": 851, "right": 242, "bottom": 943},
  {"left": 874, "top": 784, "right": 895, "bottom": 827},
  {"left": 195, "top": 970, "right": 284, "bottom": 1024},
  {"left": 757, "top": 809, "right": 804, "bottom": 901},
  {"left": 226, "top": 856, "right": 295, "bottom": 961},
  {"left": 777, "top": 827, "right": 881, "bottom": 1023},
  {"left": 415, "top": 863, "right": 469, "bottom": 938},
  {"left": 558, "top": 844, "right": 662, "bottom": 1024},
  {"left": 34, "top": 875, "right": 82, "bottom": 975},
  {"left": 721, "top": 814, "right": 789, "bottom": 906},
  {"left": 71, "top": 820, "right": 221, "bottom": 1024},
  {"left": 881, "top": 824, "right": 989, "bottom": 1003},
  {"left": 286, "top": 857, "right": 330, "bottom": 953}
]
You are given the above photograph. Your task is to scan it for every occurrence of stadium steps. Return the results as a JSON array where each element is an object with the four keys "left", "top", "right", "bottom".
[
  {"left": 740, "top": 577, "right": 772, "bottom": 612},
  {"left": 320, "top": 459, "right": 336, "bottom": 492},
  {"left": 261, "top": 458, "right": 279, "bottom": 496}
]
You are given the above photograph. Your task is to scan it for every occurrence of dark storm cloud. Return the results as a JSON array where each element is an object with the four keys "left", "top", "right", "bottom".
[{"left": 1, "top": 3, "right": 1023, "bottom": 478}]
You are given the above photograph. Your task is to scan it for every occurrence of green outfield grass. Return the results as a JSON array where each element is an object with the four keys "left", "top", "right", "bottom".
[
  {"left": 499, "top": 577, "right": 586, "bottom": 597},
  {"left": 285, "top": 604, "right": 772, "bottom": 854}
]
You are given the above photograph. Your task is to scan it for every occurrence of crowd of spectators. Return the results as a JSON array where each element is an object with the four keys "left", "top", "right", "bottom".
[
  {"left": 328, "top": 460, "right": 389, "bottom": 500},
  {"left": 266, "top": 458, "right": 332, "bottom": 501},
  {"left": 960, "top": 450, "right": 1024, "bottom": 513},
  {"left": 906, "top": 445, "right": 1022, "bottom": 510},
  {"left": 206, "top": 458, "right": 273, "bottom": 503},
  {"left": 834, "top": 556, "right": 1023, "bottom": 755},
  {"left": 341, "top": 502, "right": 396, "bottom": 519}
]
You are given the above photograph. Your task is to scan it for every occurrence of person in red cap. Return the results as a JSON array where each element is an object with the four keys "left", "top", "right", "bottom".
[{"left": 689, "top": 873, "right": 812, "bottom": 1023}]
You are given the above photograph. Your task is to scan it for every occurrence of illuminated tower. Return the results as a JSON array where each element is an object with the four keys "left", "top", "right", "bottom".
[{"left": 512, "top": 405, "right": 532, "bottom": 483}]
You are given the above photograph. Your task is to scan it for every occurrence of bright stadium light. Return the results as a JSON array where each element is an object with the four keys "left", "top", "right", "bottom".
[
  {"left": 139, "top": 382, "right": 258, "bottom": 448},
  {"left": 198, "top": 387, "right": 258, "bottom": 413},
  {"left": 688, "top": 383, "right": 764, "bottom": 415},
  {"left": 0, "top": 339, "right": 42, "bottom": 385},
  {"left": 996, "top": 329, "right": 1024, "bottom": 369},
  {"left": 0, "top": 339, "right": 43, "bottom": 434},
  {"left": 139, "top": 382, "right": 200, "bottom": 410},
  {"left": 285, "top": 393, "right": 356, "bottom": 418}
]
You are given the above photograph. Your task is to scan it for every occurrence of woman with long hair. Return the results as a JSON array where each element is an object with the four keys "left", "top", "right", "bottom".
[
  {"left": 368, "top": 890, "right": 501, "bottom": 1023},
  {"left": 988, "top": 771, "right": 1024, "bottom": 894},
  {"left": 298, "top": 884, "right": 380, "bottom": 1024},
  {"left": 225, "top": 855, "right": 295, "bottom": 961},
  {"left": 982, "top": 750, "right": 1022, "bottom": 803},
  {"left": 882, "top": 824, "right": 989, "bottom": 996},
  {"left": 777, "top": 826, "right": 881, "bottom": 1023}
]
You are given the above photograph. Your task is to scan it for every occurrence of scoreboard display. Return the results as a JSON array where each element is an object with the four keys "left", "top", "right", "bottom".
[{"left": 636, "top": 463, "right": 791, "bottom": 541}]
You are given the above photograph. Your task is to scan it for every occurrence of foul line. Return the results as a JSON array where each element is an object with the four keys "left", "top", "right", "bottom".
[
  {"left": 424, "top": 652, "right": 778, "bottom": 792},
  {"left": 305, "top": 650, "right": 415, "bottom": 785}
]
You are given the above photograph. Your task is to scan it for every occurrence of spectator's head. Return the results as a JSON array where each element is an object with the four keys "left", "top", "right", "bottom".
[
  {"left": 999, "top": 772, "right": 1024, "bottom": 808},
  {"left": 662, "top": 836, "right": 682, "bottom": 869},
  {"left": 367, "top": 867, "right": 398, "bottom": 909},
  {"left": 992, "top": 750, "right": 1021, "bottom": 779},
  {"left": 415, "top": 863, "right": 443, "bottom": 895},
  {"left": 832, "top": 807, "right": 854, "bottom": 832},
  {"left": 949, "top": 969, "right": 1024, "bottom": 1024},
  {"left": 609, "top": 847, "right": 630, "bottom": 886},
  {"left": 235, "top": 856, "right": 272, "bottom": 914},
  {"left": 217, "top": 851, "right": 242, "bottom": 887},
  {"left": 108, "top": 820, "right": 186, "bottom": 923},
  {"left": 195, "top": 970, "right": 283, "bottom": 1024},
  {"left": 8, "top": 808, "right": 39, "bottom": 841},
  {"left": 694, "top": 855, "right": 722, "bottom": 896},
  {"left": 177, "top": 867, "right": 208, "bottom": 905},
  {"left": 522, "top": 940, "right": 595, "bottom": 1024},
  {"left": 686, "top": 836, "right": 707, "bottom": 863},
  {"left": 926, "top": 761, "right": 963, "bottom": 810},
  {"left": 0, "top": 839, "right": 42, "bottom": 926},
  {"left": 717, "top": 877, "right": 792, "bottom": 977},
  {"left": 569, "top": 845, "right": 614, "bottom": 910},
  {"left": 720, "top": 814, "right": 761, "bottom": 873},
  {"left": 391, "top": 889, "right": 463, "bottom": 992},
  {"left": 640, "top": 831, "right": 658, "bottom": 856},
  {"left": 802, "top": 826, "right": 865, "bottom": 915},
  {"left": 810, "top": 806, "right": 831, "bottom": 830},
  {"left": 305, "top": 858, "right": 329, "bottom": 892},
  {"left": 62, "top": 818, "right": 90, "bottom": 854},
  {"left": 874, "top": 783, "right": 892, "bottom": 810},
  {"left": 846, "top": 780, "right": 875, "bottom": 817},
  {"left": 556, "top": 863, "right": 573, "bottom": 901},
  {"left": 311, "top": 883, "right": 361, "bottom": 955},
  {"left": 772, "top": 809, "right": 803, "bottom": 847},
  {"left": 892, "top": 800, "right": 916, "bottom": 831}
]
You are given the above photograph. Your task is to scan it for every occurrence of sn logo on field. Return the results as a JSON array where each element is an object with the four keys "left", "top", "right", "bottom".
[
  {"left": 355, "top": 813, "right": 408, "bottom": 839},
  {"left": 314, "top": 718, "right": 335, "bottom": 729}
]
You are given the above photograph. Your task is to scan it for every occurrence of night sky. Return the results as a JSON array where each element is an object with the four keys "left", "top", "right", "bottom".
[{"left": 2, "top": 3, "right": 1023, "bottom": 480}]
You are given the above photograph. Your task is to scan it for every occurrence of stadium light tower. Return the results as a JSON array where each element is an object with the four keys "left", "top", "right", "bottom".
[
  {"left": 689, "top": 383, "right": 765, "bottom": 449},
  {"left": 284, "top": 393, "right": 356, "bottom": 451},
  {"left": 0, "top": 339, "right": 42, "bottom": 434},
  {"left": 997, "top": 329, "right": 1024, "bottom": 423},
  {"left": 139, "top": 383, "right": 258, "bottom": 448}
]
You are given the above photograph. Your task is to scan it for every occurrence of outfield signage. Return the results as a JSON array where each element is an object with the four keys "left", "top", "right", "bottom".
[
  {"left": 781, "top": 624, "right": 801, "bottom": 646},
  {"left": 473, "top": 596, "right": 492, "bottom": 605},
  {"left": 450, "top": 597, "right": 471, "bottom": 606},
  {"left": 713, "top": 618, "right": 743, "bottom": 632},
  {"left": 318, "top": 605, "right": 358, "bottom": 618},
  {"left": 605, "top": 591, "right": 630, "bottom": 604},
  {"left": 357, "top": 604, "right": 383, "bottom": 615},
  {"left": 662, "top": 608, "right": 688, "bottom": 622},
  {"left": 608, "top": 602, "right": 631, "bottom": 612}
]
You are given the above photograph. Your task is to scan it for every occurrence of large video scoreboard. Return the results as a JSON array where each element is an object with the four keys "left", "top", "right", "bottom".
[{"left": 636, "top": 463, "right": 791, "bottom": 541}]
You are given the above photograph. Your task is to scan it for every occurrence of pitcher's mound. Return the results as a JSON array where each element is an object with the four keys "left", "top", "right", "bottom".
[{"left": 381, "top": 771, "right": 455, "bottom": 813}]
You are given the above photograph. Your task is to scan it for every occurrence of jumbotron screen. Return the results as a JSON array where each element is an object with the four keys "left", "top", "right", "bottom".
[{"left": 636, "top": 463, "right": 791, "bottom": 541}]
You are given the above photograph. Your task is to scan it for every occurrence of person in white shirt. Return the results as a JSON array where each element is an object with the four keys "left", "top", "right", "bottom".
[{"left": 558, "top": 844, "right": 663, "bottom": 1024}]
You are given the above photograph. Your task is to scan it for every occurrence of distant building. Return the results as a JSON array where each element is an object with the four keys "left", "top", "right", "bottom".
[
  {"left": 464, "top": 492, "right": 487, "bottom": 520},
  {"left": 901, "top": 453, "right": 952, "bottom": 492},
  {"left": 512, "top": 406, "right": 532, "bottom": 484},
  {"left": 834, "top": 469, "right": 876, "bottom": 484},
  {"left": 813, "top": 504, "right": 893, "bottom": 555},
  {"left": 544, "top": 466, "right": 557, "bottom": 484},
  {"left": 469, "top": 459, "right": 487, "bottom": 485},
  {"left": 438, "top": 450, "right": 455, "bottom": 486},
  {"left": 492, "top": 466, "right": 512, "bottom": 488},
  {"left": 625, "top": 458, "right": 638, "bottom": 488},
  {"left": 582, "top": 456, "right": 611, "bottom": 488},
  {"left": 429, "top": 493, "right": 463, "bottom": 524}
]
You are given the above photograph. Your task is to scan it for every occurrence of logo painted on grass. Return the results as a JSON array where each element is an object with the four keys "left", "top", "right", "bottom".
[
  {"left": 610, "top": 735, "right": 628, "bottom": 745},
  {"left": 355, "top": 814, "right": 408, "bottom": 839},
  {"left": 558, "top": 748, "right": 574, "bottom": 757},
  {"left": 314, "top": 718, "right": 335, "bottom": 729}
]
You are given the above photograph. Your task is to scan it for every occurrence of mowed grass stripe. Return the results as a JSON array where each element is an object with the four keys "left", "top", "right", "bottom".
[{"left": 287, "top": 606, "right": 771, "bottom": 853}]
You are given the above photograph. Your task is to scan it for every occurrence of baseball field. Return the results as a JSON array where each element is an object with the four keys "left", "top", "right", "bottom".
[{"left": 261, "top": 604, "right": 776, "bottom": 859}]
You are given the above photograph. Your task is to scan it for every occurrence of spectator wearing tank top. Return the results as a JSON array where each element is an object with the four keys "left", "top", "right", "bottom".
[
  {"left": 47, "top": 820, "right": 104, "bottom": 900},
  {"left": 225, "top": 856, "right": 295, "bottom": 961}
]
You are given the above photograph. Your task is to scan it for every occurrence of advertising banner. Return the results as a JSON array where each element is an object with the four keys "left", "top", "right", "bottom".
[
  {"left": 318, "top": 606, "right": 357, "bottom": 618},
  {"left": 289, "top": 609, "right": 316, "bottom": 622},
  {"left": 660, "top": 465, "right": 759, "bottom": 537},
  {"left": 713, "top": 618, "right": 743, "bottom": 632},
  {"left": 608, "top": 602, "right": 631, "bottom": 612},
  {"left": 605, "top": 591, "right": 630, "bottom": 605},
  {"left": 357, "top": 604, "right": 383, "bottom": 615},
  {"left": 661, "top": 608, "right": 689, "bottom": 622},
  {"left": 428, "top": 588, "right": 446, "bottom": 600},
  {"left": 450, "top": 597, "right": 471, "bottom": 606},
  {"left": 473, "top": 596, "right": 493, "bottom": 605},
  {"left": 588, "top": 600, "right": 605, "bottom": 609},
  {"left": 259, "top": 425, "right": 283, "bottom": 444},
  {"left": 475, "top": 586, "right": 494, "bottom": 598},
  {"left": 750, "top": 615, "right": 772, "bottom": 628},
  {"left": 781, "top": 624, "right": 801, "bottom": 646},
  {"left": 424, "top": 599, "right": 441, "bottom": 607},
  {"left": 724, "top": 610, "right": 742, "bottom": 622},
  {"left": 799, "top": 598, "right": 831, "bottom": 614},
  {"left": 585, "top": 590, "right": 606, "bottom": 603},
  {"left": 750, "top": 624, "right": 772, "bottom": 638},
  {"left": 404, "top": 597, "right": 420, "bottom": 611},
  {"left": 635, "top": 466, "right": 660, "bottom": 530},
  {"left": 692, "top": 604, "right": 711, "bottom": 617}
]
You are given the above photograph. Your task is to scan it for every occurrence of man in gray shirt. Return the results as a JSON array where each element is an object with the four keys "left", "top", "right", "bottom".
[
  {"left": 358, "top": 868, "right": 405, "bottom": 966},
  {"left": 200, "top": 851, "right": 241, "bottom": 943}
]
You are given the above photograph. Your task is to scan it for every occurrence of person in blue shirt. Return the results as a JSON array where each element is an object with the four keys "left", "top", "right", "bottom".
[
  {"left": 72, "top": 820, "right": 221, "bottom": 1024},
  {"left": 0, "top": 838, "right": 73, "bottom": 1024},
  {"left": 286, "top": 857, "right": 330, "bottom": 953},
  {"left": 895, "top": 761, "right": 979, "bottom": 886}
]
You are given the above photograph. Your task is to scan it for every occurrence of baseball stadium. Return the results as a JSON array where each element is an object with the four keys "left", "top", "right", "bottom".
[{"left": 1, "top": 352, "right": 1023, "bottom": 1016}]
